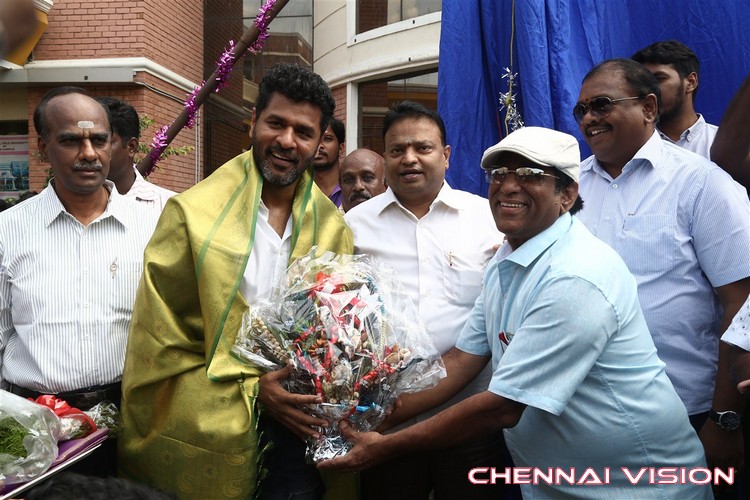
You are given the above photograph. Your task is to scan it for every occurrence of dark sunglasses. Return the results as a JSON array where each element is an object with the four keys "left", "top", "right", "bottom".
[
  {"left": 572, "top": 96, "right": 644, "bottom": 124},
  {"left": 484, "top": 166, "right": 558, "bottom": 185}
]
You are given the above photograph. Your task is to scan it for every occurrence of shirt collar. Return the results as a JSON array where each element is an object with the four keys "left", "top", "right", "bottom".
[
  {"left": 130, "top": 168, "right": 158, "bottom": 202},
  {"left": 657, "top": 114, "right": 707, "bottom": 144},
  {"left": 582, "top": 130, "right": 661, "bottom": 178},
  {"left": 498, "top": 212, "right": 573, "bottom": 268},
  {"left": 40, "top": 179, "right": 132, "bottom": 229},
  {"left": 373, "top": 181, "right": 459, "bottom": 216},
  {"left": 630, "top": 130, "right": 663, "bottom": 164}
]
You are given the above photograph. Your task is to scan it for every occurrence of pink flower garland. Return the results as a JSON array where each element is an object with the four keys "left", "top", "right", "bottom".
[
  {"left": 250, "top": 0, "right": 275, "bottom": 53},
  {"left": 148, "top": 125, "right": 169, "bottom": 164}
]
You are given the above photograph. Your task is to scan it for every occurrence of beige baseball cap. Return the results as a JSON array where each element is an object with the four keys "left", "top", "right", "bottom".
[{"left": 480, "top": 127, "right": 580, "bottom": 182}]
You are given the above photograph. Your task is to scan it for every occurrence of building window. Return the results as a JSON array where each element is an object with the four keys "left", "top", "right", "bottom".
[
  {"left": 359, "top": 70, "right": 437, "bottom": 152},
  {"left": 357, "top": 0, "right": 441, "bottom": 34}
]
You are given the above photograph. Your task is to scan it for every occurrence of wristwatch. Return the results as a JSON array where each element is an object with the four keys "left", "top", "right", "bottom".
[{"left": 709, "top": 409, "right": 743, "bottom": 431}]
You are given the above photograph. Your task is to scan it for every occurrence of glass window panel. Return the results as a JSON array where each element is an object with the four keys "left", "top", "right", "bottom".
[
  {"left": 358, "top": 0, "right": 441, "bottom": 34},
  {"left": 358, "top": 70, "right": 438, "bottom": 152}
]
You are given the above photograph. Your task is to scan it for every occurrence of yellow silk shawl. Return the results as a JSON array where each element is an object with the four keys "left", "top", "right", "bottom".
[{"left": 119, "top": 150, "right": 353, "bottom": 499}]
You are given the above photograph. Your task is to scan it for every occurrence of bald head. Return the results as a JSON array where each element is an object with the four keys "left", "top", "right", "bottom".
[{"left": 340, "top": 149, "right": 386, "bottom": 212}]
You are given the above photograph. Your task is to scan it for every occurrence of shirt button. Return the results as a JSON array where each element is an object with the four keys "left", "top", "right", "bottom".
[
  {"left": 612, "top": 184, "right": 618, "bottom": 189},
  {"left": 604, "top": 216, "right": 611, "bottom": 222}
]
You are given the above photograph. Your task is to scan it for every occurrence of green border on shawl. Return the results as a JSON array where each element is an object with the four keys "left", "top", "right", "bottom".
[{"left": 204, "top": 155, "right": 263, "bottom": 372}]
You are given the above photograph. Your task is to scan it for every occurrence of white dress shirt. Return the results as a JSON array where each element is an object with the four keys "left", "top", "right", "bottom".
[
  {"left": 0, "top": 181, "right": 160, "bottom": 392},
  {"left": 345, "top": 183, "right": 503, "bottom": 422},
  {"left": 239, "top": 200, "right": 293, "bottom": 301},
  {"left": 657, "top": 114, "right": 718, "bottom": 159},
  {"left": 722, "top": 294, "right": 750, "bottom": 352},
  {"left": 125, "top": 168, "right": 176, "bottom": 212}
]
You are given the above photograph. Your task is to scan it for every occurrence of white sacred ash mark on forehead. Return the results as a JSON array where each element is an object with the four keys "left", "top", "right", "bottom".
[{"left": 77, "top": 120, "right": 94, "bottom": 129}]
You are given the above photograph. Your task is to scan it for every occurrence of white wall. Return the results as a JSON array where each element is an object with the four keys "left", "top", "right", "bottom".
[{"left": 313, "top": 0, "right": 440, "bottom": 149}]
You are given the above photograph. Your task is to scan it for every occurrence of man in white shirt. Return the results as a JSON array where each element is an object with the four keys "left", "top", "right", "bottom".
[
  {"left": 632, "top": 40, "right": 717, "bottom": 159},
  {"left": 343, "top": 101, "right": 506, "bottom": 499},
  {"left": 96, "top": 97, "right": 175, "bottom": 211},
  {"left": 0, "top": 87, "right": 159, "bottom": 475}
]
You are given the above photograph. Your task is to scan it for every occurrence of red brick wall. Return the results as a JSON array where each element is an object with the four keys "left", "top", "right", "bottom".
[
  {"left": 203, "top": 0, "right": 247, "bottom": 174},
  {"left": 332, "top": 84, "right": 346, "bottom": 122},
  {"left": 34, "top": 0, "right": 203, "bottom": 84},
  {"left": 142, "top": 1, "right": 204, "bottom": 84},
  {"left": 360, "top": 80, "right": 388, "bottom": 152},
  {"left": 25, "top": 1, "right": 325, "bottom": 189},
  {"left": 132, "top": 73, "right": 199, "bottom": 191},
  {"left": 25, "top": 0, "right": 253, "bottom": 191},
  {"left": 33, "top": 0, "right": 146, "bottom": 60}
]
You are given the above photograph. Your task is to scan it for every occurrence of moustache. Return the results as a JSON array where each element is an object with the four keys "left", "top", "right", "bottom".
[
  {"left": 73, "top": 161, "right": 103, "bottom": 171},
  {"left": 349, "top": 192, "right": 372, "bottom": 202}
]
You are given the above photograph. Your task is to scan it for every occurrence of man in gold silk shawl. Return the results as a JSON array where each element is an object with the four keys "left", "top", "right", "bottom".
[{"left": 119, "top": 63, "right": 353, "bottom": 499}]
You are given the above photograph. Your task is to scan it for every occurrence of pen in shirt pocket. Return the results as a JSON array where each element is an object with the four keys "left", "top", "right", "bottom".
[{"left": 448, "top": 251, "right": 454, "bottom": 267}]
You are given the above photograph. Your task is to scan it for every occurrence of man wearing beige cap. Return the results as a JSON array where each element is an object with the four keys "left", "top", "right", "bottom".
[{"left": 319, "top": 126, "right": 711, "bottom": 499}]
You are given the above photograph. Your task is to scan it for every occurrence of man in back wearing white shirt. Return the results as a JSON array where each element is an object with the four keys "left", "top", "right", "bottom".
[
  {"left": 96, "top": 96, "right": 175, "bottom": 211},
  {"left": 632, "top": 40, "right": 717, "bottom": 159},
  {"left": 344, "top": 101, "right": 507, "bottom": 499},
  {"left": 0, "top": 87, "right": 159, "bottom": 476}
]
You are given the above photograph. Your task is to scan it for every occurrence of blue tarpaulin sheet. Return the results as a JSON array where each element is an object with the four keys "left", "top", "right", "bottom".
[{"left": 438, "top": 0, "right": 750, "bottom": 195}]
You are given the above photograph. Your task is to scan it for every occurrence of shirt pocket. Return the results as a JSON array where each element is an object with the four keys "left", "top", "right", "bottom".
[
  {"left": 620, "top": 214, "right": 677, "bottom": 275},
  {"left": 110, "top": 259, "right": 144, "bottom": 317},
  {"left": 441, "top": 250, "right": 484, "bottom": 306}
]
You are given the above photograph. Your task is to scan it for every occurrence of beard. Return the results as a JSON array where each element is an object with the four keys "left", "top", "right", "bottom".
[
  {"left": 252, "top": 139, "right": 313, "bottom": 187},
  {"left": 313, "top": 158, "right": 338, "bottom": 172},
  {"left": 658, "top": 83, "right": 685, "bottom": 125}
]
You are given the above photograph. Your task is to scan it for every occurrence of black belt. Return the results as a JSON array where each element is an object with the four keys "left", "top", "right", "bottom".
[{"left": 7, "top": 382, "right": 122, "bottom": 410}]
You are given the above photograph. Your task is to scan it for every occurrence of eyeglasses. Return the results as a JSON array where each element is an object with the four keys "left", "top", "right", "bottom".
[
  {"left": 484, "top": 166, "right": 558, "bottom": 185},
  {"left": 572, "top": 96, "right": 644, "bottom": 124}
]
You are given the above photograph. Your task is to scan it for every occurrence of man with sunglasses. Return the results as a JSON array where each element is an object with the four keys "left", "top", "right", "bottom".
[
  {"left": 575, "top": 58, "right": 750, "bottom": 477},
  {"left": 319, "top": 126, "right": 710, "bottom": 499},
  {"left": 632, "top": 40, "right": 717, "bottom": 160}
]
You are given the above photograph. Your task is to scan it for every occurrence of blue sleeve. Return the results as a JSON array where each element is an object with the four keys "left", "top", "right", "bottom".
[
  {"left": 691, "top": 168, "right": 750, "bottom": 287},
  {"left": 455, "top": 280, "right": 491, "bottom": 357},
  {"left": 488, "top": 275, "right": 619, "bottom": 415}
]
